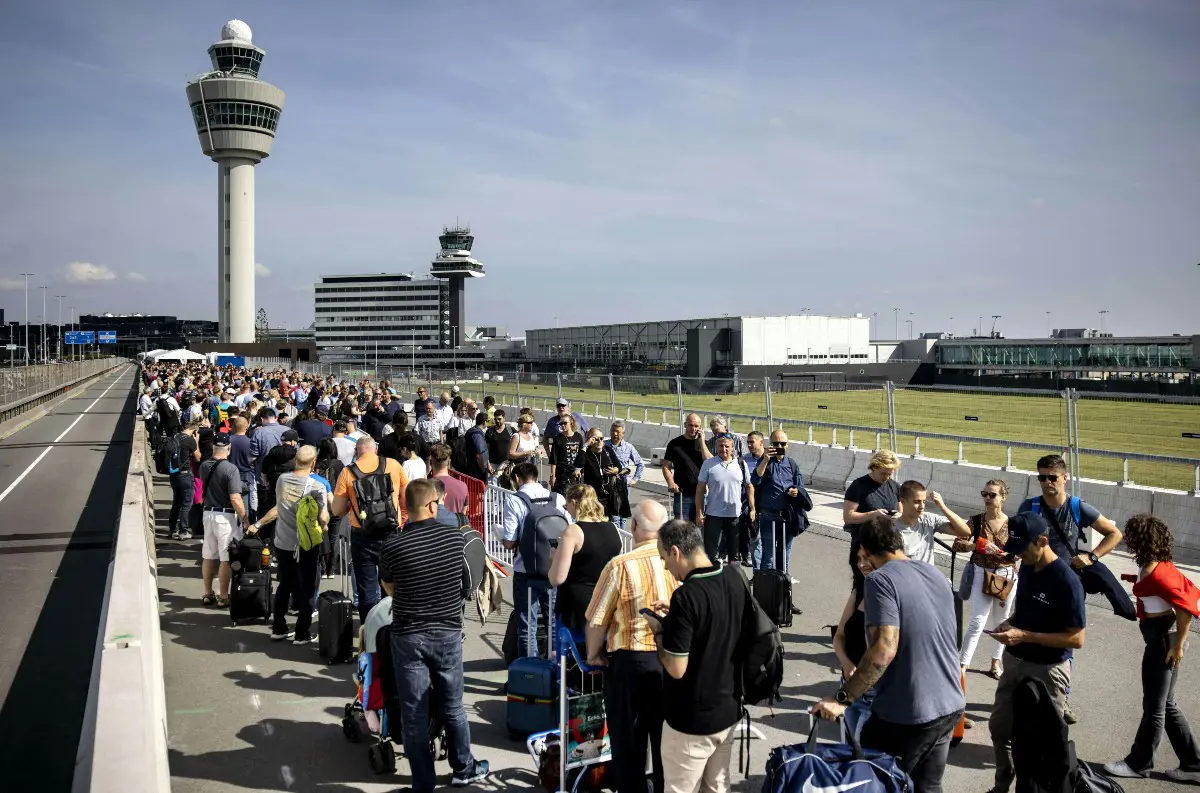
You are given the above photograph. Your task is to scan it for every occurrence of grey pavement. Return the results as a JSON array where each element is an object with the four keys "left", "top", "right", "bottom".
[
  {"left": 156, "top": 470, "right": 1189, "bottom": 793},
  {"left": 0, "top": 366, "right": 137, "bottom": 791}
]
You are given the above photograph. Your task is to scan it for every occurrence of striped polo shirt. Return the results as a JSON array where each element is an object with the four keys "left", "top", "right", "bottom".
[
  {"left": 379, "top": 517, "right": 466, "bottom": 634},
  {"left": 585, "top": 539, "right": 680, "bottom": 653}
]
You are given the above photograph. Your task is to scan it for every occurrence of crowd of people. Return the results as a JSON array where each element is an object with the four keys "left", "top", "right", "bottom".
[{"left": 138, "top": 361, "right": 1200, "bottom": 793}]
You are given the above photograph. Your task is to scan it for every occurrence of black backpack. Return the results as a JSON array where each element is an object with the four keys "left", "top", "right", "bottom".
[
  {"left": 155, "top": 432, "right": 185, "bottom": 476},
  {"left": 349, "top": 462, "right": 399, "bottom": 537},
  {"left": 450, "top": 434, "right": 471, "bottom": 473},
  {"left": 515, "top": 492, "right": 570, "bottom": 579},
  {"left": 737, "top": 569, "right": 785, "bottom": 706}
]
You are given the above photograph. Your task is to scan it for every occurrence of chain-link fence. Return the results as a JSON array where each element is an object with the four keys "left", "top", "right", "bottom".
[
  {"left": 1074, "top": 392, "right": 1200, "bottom": 492},
  {"left": 0, "top": 358, "right": 120, "bottom": 412}
]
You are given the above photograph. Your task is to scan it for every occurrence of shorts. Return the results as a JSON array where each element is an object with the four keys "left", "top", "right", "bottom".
[{"left": 202, "top": 511, "right": 242, "bottom": 562}]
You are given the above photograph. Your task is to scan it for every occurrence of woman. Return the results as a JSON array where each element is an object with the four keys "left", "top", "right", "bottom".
[
  {"left": 549, "top": 414, "right": 584, "bottom": 495},
  {"left": 549, "top": 484, "right": 623, "bottom": 634},
  {"left": 832, "top": 539, "right": 876, "bottom": 740},
  {"left": 842, "top": 449, "right": 901, "bottom": 540},
  {"left": 705, "top": 416, "right": 744, "bottom": 458},
  {"left": 580, "top": 427, "right": 630, "bottom": 525},
  {"left": 508, "top": 414, "right": 542, "bottom": 468},
  {"left": 955, "top": 479, "right": 1018, "bottom": 679},
  {"left": 315, "top": 438, "right": 346, "bottom": 580},
  {"left": 1102, "top": 515, "right": 1200, "bottom": 782}
]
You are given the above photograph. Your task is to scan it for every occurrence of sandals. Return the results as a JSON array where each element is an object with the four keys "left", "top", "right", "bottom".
[
  {"left": 202, "top": 594, "right": 217, "bottom": 607},
  {"left": 216, "top": 596, "right": 231, "bottom": 609},
  {"left": 988, "top": 663, "right": 1004, "bottom": 680}
]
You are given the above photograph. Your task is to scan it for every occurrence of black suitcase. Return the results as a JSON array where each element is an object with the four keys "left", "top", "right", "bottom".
[
  {"left": 230, "top": 569, "right": 272, "bottom": 623},
  {"left": 753, "top": 520, "right": 793, "bottom": 628},
  {"left": 320, "top": 536, "right": 355, "bottom": 664},
  {"left": 229, "top": 534, "right": 264, "bottom": 573}
]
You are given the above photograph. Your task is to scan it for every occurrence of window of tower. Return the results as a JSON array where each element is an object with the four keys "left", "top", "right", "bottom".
[{"left": 192, "top": 101, "right": 280, "bottom": 134}]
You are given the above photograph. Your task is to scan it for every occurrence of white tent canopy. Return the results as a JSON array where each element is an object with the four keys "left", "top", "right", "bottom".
[
  {"left": 151, "top": 348, "right": 206, "bottom": 362},
  {"left": 141, "top": 348, "right": 168, "bottom": 361}
]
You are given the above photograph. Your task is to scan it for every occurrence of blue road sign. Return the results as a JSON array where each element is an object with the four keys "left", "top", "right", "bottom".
[
  {"left": 98, "top": 330, "right": 117, "bottom": 344},
  {"left": 65, "top": 331, "right": 96, "bottom": 345}
]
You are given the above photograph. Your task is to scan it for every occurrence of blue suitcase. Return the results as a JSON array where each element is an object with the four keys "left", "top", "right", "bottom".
[{"left": 506, "top": 586, "right": 558, "bottom": 739}]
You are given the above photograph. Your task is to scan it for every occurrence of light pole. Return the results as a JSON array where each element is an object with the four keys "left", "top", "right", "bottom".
[
  {"left": 39, "top": 286, "right": 48, "bottom": 363},
  {"left": 69, "top": 307, "right": 76, "bottom": 361},
  {"left": 892, "top": 307, "right": 899, "bottom": 339},
  {"left": 1046, "top": 311, "right": 1052, "bottom": 337},
  {"left": 451, "top": 325, "right": 458, "bottom": 373},
  {"left": 872, "top": 312, "right": 878, "bottom": 339},
  {"left": 908, "top": 311, "right": 914, "bottom": 340},
  {"left": 19, "top": 273, "right": 31, "bottom": 365},
  {"left": 977, "top": 315, "right": 983, "bottom": 337},
  {"left": 949, "top": 317, "right": 954, "bottom": 337},
  {"left": 1099, "top": 309, "right": 1109, "bottom": 334},
  {"left": 55, "top": 295, "right": 66, "bottom": 360}
]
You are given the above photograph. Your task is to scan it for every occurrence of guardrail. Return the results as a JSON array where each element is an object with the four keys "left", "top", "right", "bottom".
[
  {"left": 73, "top": 416, "right": 170, "bottom": 793},
  {"left": 0, "top": 359, "right": 120, "bottom": 423}
]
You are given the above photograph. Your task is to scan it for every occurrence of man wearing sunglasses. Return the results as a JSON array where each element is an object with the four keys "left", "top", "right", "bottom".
[{"left": 751, "top": 430, "right": 813, "bottom": 581}]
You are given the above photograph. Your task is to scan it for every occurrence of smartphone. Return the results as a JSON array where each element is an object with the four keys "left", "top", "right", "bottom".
[
  {"left": 886, "top": 510, "right": 900, "bottom": 517},
  {"left": 639, "top": 608, "right": 662, "bottom": 622}
]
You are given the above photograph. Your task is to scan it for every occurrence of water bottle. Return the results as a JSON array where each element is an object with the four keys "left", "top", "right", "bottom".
[{"left": 261, "top": 545, "right": 271, "bottom": 568}]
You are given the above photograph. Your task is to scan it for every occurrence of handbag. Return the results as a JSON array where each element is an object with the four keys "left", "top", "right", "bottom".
[{"left": 982, "top": 569, "right": 1015, "bottom": 605}]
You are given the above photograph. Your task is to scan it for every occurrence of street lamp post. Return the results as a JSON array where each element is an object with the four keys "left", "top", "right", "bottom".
[
  {"left": 905, "top": 319, "right": 913, "bottom": 340},
  {"left": 893, "top": 308, "right": 899, "bottom": 339},
  {"left": 39, "top": 286, "right": 48, "bottom": 363},
  {"left": 55, "top": 295, "right": 66, "bottom": 360},
  {"left": 1046, "top": 311, "right": 1052, "bottom": 337},
  {"left": 1099, "top": 309, "right": 1109, "bottom": 334},
  {"left": 19, "top": 273, "right": 31, "bottom": 366}
]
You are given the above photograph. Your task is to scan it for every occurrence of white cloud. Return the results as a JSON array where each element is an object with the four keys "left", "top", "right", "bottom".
[
  {"left": 255, "top": 262, "right": 271, "bottom": 277},
  {"left": 0, "top": 277, "right": 25, "bottom": 290},
  {"left": 126, "top": 271, "right": 148, "bottom": 282},
  {"left": 65, "top": 261, "right": 117, "bottom": 283}
]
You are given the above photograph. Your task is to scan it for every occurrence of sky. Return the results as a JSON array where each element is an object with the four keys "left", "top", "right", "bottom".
[{"left": 0, "top": 0, "right": 1197, "bottom": 340}]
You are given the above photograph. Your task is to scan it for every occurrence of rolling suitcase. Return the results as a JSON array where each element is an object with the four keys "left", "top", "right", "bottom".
[
  {"left": 506, "top": 586, "right": 558, "bottom": 739},
  {"left": 753, "top": 516, "right": 793, "bottom": 628},
  {"left": 319, "top": 535, "right": 355, "bottom": 664},
  {"left": 229, "top": 534, "right": 265, "bottom": 574},
  {"left": 230, "top": 569, "right": 271, "bottom": 623}
]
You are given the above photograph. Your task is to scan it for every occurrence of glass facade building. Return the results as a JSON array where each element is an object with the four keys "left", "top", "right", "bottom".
[
  {"left": 935, "top": 336, "right": 1196, "bottom": 373},
  {"left": 527, "top": 317, "right": 741, "bottom": 367}
]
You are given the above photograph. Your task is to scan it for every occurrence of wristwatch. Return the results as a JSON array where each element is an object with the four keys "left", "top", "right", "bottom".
[
  {"left": 834, "top": 688, "right": 852, "bottom": 705},
  {"left": 1087, "top": 551, "right": 1099, "bottom": 564}
]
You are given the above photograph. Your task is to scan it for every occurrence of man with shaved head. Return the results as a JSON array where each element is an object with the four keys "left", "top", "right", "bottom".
[
  {"left": 585, "top": 498, "right": 678, "bottom": 793},
  {"left": 662, "top": 413, "right": 712, "bottom": 522}
]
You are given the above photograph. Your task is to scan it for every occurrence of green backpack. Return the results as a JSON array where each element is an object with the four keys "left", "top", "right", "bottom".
[{"left": 297, "top": 490, "right": 324, "bottom": 551}]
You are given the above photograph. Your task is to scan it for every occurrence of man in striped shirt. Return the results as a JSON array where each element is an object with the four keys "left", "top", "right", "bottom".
[
  {"left": 379, "top": 478, "right": 489, "bottom": 791},
  {"left": 584, "top": 499, "right": 677, "bottom": 793}
]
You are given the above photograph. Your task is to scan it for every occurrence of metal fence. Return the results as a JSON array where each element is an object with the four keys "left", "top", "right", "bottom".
[{"left": 0, "top": 358, "right": 119, "bottom": 413}]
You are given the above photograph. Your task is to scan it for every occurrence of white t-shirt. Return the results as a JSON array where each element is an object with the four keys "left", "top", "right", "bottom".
[
  {"left": 402, "top": 457, "right": 428, "bottom": 482},
  {"left": 896, "top": 512, "right": 949, "bottom": 565},
  {"left": 332, "top": 436, "right": 357, "bottom": 466},
  {"left": 698, "top": 456, "right": 746, "bottom": 519}
]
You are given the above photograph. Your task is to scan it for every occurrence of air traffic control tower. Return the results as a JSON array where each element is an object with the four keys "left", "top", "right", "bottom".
[
  {"left": 185, "top": 20, "right": 285, "bottom": 344},
  {"left": 431, "top": 225, "right": 486, "bottom": 348}
]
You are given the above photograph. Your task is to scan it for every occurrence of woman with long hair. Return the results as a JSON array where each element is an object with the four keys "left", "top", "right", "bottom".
[
  {"left": 1103, "top": 515, "right": 1200, "bottom": 782},
  {"left": 955, "top": 479, "right": 1018, "bottom": 680},
  {"left": 508, "top": 414, "right": 542, "bottom": 470},
  {"left": 548, "top": 484, "right": 622, "bottom": 634},
  {"left": 832, "top": 539, "right": 877, "bottom": 740},
  {"left": 549, "top": 414, "right": 584, "bottom": 496}
]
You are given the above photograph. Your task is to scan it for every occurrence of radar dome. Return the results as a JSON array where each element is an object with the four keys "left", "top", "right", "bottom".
[{"left": 221, "top": 19, "right": 253, "bottom": 42}]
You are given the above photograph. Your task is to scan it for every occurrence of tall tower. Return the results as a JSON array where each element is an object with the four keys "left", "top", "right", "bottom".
[
  {"left": 430, "top": 225, "right": 486, "bottom": 348},
  {"left": 185, "top": 20, "right": 285, "bottom": 343}
]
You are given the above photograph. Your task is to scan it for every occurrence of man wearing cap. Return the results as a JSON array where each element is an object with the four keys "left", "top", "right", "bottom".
[
  {"left": 986, "top": 512, "right": 1087, "bottom": 793},
  {"left": 197, "top": 433, "right": 250, "bottom": 608},
  {"left": 543, "top": 398, "right": 589, "bottom": 454}
]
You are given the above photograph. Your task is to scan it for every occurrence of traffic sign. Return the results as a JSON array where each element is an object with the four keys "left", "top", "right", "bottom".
[
  {"left": 98, "top": 330, "right": 117, "bottom": 344},
  {"left": 65, "top": 331, "right": 95, "bottom": 345},
  {"left": 4, "top": 344, "right": 17, "bottom": 351}
]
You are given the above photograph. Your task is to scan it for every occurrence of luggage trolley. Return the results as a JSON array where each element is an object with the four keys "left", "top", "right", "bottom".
[{"left": 526, "top": 628, "right": 611, "bottom": 793}]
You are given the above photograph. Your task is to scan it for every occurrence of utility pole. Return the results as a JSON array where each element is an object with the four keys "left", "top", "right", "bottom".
[
  {"left": 55, "top": 295, "right": 66, "bottom": 360},
  {"left": 19, "top": 273, "right": 31, "bottom": 365},
  {"left": 1046, "top": 311, "right": 1052, "bottom": 337},
  {"left": 39, "top": 286, "right": 48, "bottom": 363},
  {"left": 69, "top": 307, "right": 76, "bottom": 361},
  {"left": 892, "top": 307, "right": 899, "bottom": 339}
]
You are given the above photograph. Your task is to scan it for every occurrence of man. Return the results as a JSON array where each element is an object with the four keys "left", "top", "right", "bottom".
[
  {"left": 1017, "top": 452, "right": 1122, "bottom": 723},
  {"left": 260, "top": 429, "right": 300, "bottom": 532},
  {"left": 413, "top": 386, "right": 432, "bottom": 418},
  {"left": 435, "top": 391, "right": 454, "bottom": 429},
  {"left": 502, "top": 462, "right": 569, "bottom": 658},
  {"left": 648, "top": 520, "right": 746, "bottom": 793},
  {"left": 585, "top": 500, "right": 677, "bottom": 793},
  {"left": 332, "top": 436, "right": 409, "bottom": 621},
  {"left": 605, "top": 420, "right": 644, "bottom": 530},
  {"left": 662, "top": 413, "right": 712, "bottom": 521},
  {"left": 741, "top": 430, "right": 766, "bottom": 568},
  {"left": 812, "top": 515, "right": 965, "bottom": 793},
  {"left": 750, "top": 430, "right": 813, "bottom": 610},
  {"left": 331, "top": 419, "right": 356, "bottom": 465},
  {"left": 139, "top": 387, "right": 158, "bottom": 443},
  {"left": 235, "top": 382, "right": 255, "bottom": 411},
  {"left": 543, "top": 397, "right": 589, "bottom": 453},
  {"left": 416, "top": 400, "right": 445, "bottom": 448},
  {"left": 168, "top": 419, "right": 202, "bottom": 540},
  {"left": 227, "top": 416, "right": 258, "bottom": 521},
  {"left": 482, "top": 394, "right": 496, "bottom": 423},
  {"left": 197, "top": 433, "right": 250, "bottom": 608},
  {"left": 484, "top": 409, "right": 513, "bottom": 476},
  {"left": 843, "top": 450, "right": 902, "bottom": 540},
  {"left": 250, "top": 407, "right": 288, "bottom": 520},
  {"left": 461, "top": 412, "right": 491, "bottom": 483},
  {"left": 893, "top": 480, "right": 971, "bottom": 565},
  {"left": 379, "top": 479, "right": 490, "bottom": 791},
  {"left": 429, "top": 444, "right": 470, "bottom": 514},
  {"left": 211, "top": 387, "right": 236, "bottom": 428},
  {"left": 295, "top": 407, "right": 332, "bottom": 446},
  {"left": 695, "top": 436, "right": 751, "bottom": 563},
  {"left": 985, "top": 512, "right": 1086, "bottom": 793}
]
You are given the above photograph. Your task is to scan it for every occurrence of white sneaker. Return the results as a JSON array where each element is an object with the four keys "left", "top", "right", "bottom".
[
  {"left": 1101, "top": 761, "right": 1145, "bottom": 778},
  {"left": 179, "top": 530, "right": 192, "bottom": 540},
  {"left": 170, "top": 529, "right": 181, "bottom": 540},
  {"left": 1166, "top": 768, "right": 1200, "bottom": 783},
  {"left": 293, "top": 635, "right": 317, "bottom": 646},
  {"left": 270, "top": 630, "right": 295, "bottom": 642}
]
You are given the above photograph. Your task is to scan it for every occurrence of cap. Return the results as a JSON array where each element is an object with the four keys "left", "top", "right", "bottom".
[
  {"left": 1003, "top": 512, "right": 1050, "bottom": 555},
  {"left": 556, "top": 398, "right": 569, "bottom": 407},
  {"left": 451, "top": 385, "right": 461, "bottom": 394},
  {"left": 315, "top": 404, "right": 329, "bottom": 415},
  {"left": 281, "top": 429, "right": 300, "bottom": 442},
  {"left": 213, "top": 432, "right": 232, "bottom": 447}
]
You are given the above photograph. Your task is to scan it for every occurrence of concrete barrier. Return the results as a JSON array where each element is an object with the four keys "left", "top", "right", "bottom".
[
  {"left": 812, "top": 446, "right": 857, "bottom": 492},
  {"left": 73, "top": 417, "right": 170, "bottom": 793}
]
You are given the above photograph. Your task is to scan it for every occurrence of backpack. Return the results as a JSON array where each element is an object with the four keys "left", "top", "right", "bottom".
[
  {"left": 155, "top": 432, "right": 185, "bottom": 475},
  {"left": 450, "top": 433, "right": 471, "bottom": 473},
  {"left": 350, "top": 462, "right": 399, "bottom": 537},
  {"left": 762, "top": 728, "right": 912, "bottom": 793},
  {"left": 737, "top": 569, "right": 785, "bottom": 706},
  {"left": 515, "top": 492, "right": 570, "bottom": 579},
  {"left": 296, "top": 488, "right": 324, "bottom": 551},
  {"left": 461, "top": 525, "right": 486, "bottom": 601}
]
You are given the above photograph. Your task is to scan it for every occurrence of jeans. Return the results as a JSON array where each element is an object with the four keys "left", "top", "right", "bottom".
[
  {"left": 671, "top": 493, "right": 696, "bottom": 522},
  {"left": 959, "top": 563, "right": 1016, "bottom": 668},
  {"left": 612, "top": 516, "right": 628, "bottom": 531},
  {"left": 606, "top": 651, "right": 665, "bottom": 793},
  {"left": 843, "top": 687, "right": 876, "bottom": 743},
  {"left": 513, "top": 573, "right": 553, "bottom": 658},
  {"left": 989, "top": 651, "right": 1069, "bottom": 793},
  {"left": 169, "top": 475, "right": 195, "bottom": 533},
  {"left": 758, "top": 512, "right": 794, "bottom": 573},
  {"left": 273, "top": 546, "right": 320, "bottom": 639},
  {"left": 1125, "top": 614, "right": 1200, "bottom": 772},
  {"left": 741, "top": 515, "right": 762, "bottom": 568},
  {"left": 861, "top": 709, "right": 961, "bottom": 793},
  {"left": 350, "top": 530, "right": 383, "bottom": 623},
  {"left": 702, "top": 516, "right": 738, "bottom": 561},
  {"left": 391, "top": 629, "right": 477, "bottom": 793}
]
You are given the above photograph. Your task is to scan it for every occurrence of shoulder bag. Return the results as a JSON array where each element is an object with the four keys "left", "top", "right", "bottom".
[{"left": 1042, "top": 505, "right": 1136, "bottom": 621}]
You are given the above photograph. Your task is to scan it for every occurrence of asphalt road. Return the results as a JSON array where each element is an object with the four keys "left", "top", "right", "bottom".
[
  {"left": 0, "top": 365, "right": 136, "bottom": 791},
  {"left": 159, "top": 476, "right": 1192, "bottom": 793}
]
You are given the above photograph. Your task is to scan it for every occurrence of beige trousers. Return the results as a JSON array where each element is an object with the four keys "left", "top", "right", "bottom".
[{"left": 661, "top": 721, "right": 736, "bottom": 793}]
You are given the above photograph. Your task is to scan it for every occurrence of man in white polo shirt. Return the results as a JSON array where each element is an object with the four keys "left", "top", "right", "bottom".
[{"left": 695, "top": 435, "right": 753, "bottom": 563}]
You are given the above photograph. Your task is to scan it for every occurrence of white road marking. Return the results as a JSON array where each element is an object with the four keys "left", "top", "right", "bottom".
[{"left": 0, "top": 369, "right": 129, "bottom": 506}]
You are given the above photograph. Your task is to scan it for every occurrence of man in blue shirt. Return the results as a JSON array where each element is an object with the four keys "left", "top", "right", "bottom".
[
  {"left": 750, "top": 430, "right": 812, "bottom": 579},
  {"left": 740, "top": 431, "right": 766, "bottom": 568},
  {"left": 986, "top": 512, "right": 1087, "bottom": 793},
  {"left": 604, "top": 420, "right": 644, "bottom": 530},
  {"left": 542, "top": 398, "right": 588, "bottom": 453}
]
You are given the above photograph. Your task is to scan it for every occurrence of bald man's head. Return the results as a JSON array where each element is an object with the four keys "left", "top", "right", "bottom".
[{"left": 632, "top": 499, "right": 669, "bottom": 541}]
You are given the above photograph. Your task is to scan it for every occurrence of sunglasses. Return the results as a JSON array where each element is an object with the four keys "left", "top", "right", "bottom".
[
  {"left": 981, "top": 491, "right": 1001, "bottom": 499},
  {"left": 1037, "top": 474, "right": 1060, "bottom": 482}
]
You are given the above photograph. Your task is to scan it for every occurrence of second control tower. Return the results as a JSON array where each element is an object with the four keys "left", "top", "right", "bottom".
[{"left": 430, "top": 225, "right": 485, "bottom": 348}]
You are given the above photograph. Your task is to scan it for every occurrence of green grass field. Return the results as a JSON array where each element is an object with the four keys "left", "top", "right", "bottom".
[{"left": 434, "top": 378, "right": 1200, "bottom": 492}]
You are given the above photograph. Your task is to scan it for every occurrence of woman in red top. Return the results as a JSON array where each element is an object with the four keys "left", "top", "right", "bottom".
[{"left": 1103, "top": 514, "right": 1200, "bottom": 782}]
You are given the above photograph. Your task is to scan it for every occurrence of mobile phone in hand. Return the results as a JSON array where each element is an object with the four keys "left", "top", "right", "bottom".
[{"left": 639, "top": 607, "right": 662, "bottom": 622}]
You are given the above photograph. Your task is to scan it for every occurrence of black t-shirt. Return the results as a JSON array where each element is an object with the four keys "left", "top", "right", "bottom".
[
  {"left": 262, "top": 444, "right": 297, "bottom": 490},
  {"left": 660, "top": 563, "right": 746, "bottom": 735},
  {"left": 197, "top": 427, "right": 215, "bottom": 461},
  {"left": 485, "top": 427, "right": 513, "bottom": 465},
  {"left": 664, "top": 434, "right": 706, "bottom": 495},
  {"left": 843, "top": 474, "right": 900, "bottom": 534},
  {"left": 551, "top": 432, "right": 584, "bottom": 491},
  {"left": 172, "top": 433, "right": 197, "bottom": 478},
  {"left": 1008, "top": 556, "right": 1087, "bottom": 665}
]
